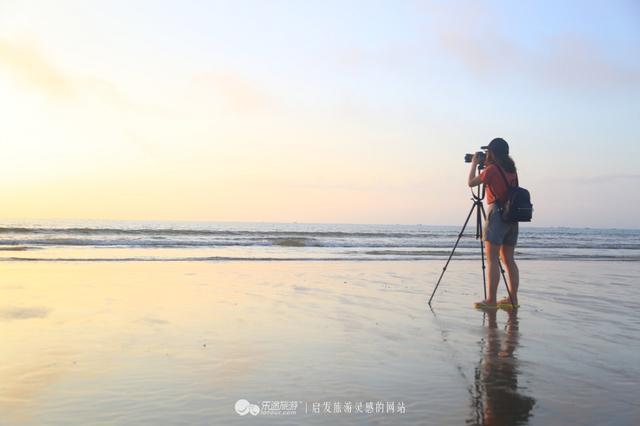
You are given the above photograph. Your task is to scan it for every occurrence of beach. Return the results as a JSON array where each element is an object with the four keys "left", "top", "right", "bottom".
[{"left": 1, "top": 258, "right": 638, "bottom": 425}]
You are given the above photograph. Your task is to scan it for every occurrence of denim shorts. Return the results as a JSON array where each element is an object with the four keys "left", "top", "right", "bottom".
[{"left": 484, "top": 203, "right": 519, "bottom": 246}]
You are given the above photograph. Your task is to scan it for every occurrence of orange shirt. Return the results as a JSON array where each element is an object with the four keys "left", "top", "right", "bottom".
[{"left": 479, "top": 164, "right": 518, "bottom": 204}]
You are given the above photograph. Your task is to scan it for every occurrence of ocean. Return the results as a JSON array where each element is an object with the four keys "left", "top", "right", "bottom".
[{"left": 1, "top": 220, "right": 638, "bottom": 262}]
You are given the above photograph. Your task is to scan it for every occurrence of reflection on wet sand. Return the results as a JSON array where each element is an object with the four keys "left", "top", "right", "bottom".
[{"left": 469, "top": 309, "right": 535, "bottom": 426}]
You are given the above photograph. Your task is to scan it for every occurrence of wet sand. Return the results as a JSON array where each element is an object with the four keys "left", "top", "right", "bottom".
[{"left": 1, "top": 260, "right": 639, "bottom": 425}]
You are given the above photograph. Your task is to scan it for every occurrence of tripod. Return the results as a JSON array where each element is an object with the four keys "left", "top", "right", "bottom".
[{"left": 428, "top": 183, "right": 515, "bottom": 307}]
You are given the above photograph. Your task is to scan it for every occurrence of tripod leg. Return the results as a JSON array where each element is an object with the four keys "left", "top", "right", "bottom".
[
  {"left": 477, "top": 202, "right": 487, "bottom": 300},
  {"left": 479, "top": 203, "right": 515, "bottom": 306},
  {"left": 428, "top": 202, "right": 476, "bottom": 306}
]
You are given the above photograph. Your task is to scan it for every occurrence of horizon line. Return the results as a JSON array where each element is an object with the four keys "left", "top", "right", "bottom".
[{"left": 0, "top": 218, "right": 637, "bottom": 232}]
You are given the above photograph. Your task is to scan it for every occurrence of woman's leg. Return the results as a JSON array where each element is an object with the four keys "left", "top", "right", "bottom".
[
  {"left": 484, "top": 241, "right": 501, "bottom": 304},
  {"left": 500, "top": 244, "right": 519, "bottom": 304}
]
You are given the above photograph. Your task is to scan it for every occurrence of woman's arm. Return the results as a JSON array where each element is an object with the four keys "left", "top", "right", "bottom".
[{"left": 468, "top": 154, "right": 483, "bottom": 187}]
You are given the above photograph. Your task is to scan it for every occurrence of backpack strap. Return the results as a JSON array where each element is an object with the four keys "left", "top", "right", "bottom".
[{"left": 495, "top": 165, "right": 518, "bottom": 188}]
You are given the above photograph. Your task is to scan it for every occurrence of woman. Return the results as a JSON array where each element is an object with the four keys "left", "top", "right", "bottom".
[{"left": 468, "top": 138, "right": 519, "bottom": 308}]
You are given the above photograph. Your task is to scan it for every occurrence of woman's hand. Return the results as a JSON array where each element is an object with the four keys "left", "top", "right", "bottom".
[{"left": 468, "top": 154, "right": 483, "bottom": 187}]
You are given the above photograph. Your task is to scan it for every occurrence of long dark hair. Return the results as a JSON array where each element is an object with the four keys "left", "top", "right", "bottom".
[{"left": 492, "top": 151, "right": 517, "bottom": 173}]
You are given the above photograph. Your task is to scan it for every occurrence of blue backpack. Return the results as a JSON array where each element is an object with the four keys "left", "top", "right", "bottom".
[{"left": 495, "top": 166, "right": 533, "bottom": 222}]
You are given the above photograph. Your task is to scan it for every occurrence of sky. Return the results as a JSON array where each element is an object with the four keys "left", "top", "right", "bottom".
[{"left": 0, "top": 0, "right": 638, "bottom": 227}]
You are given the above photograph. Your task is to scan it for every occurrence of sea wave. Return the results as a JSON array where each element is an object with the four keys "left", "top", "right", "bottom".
[
  {"left": 0, "top": 226, "right": 426, "bottom": 238},
  {"left": 271, "top": 238, "right": 314, "bottom": 247},
  {"left": 0, "top": 222, "right": 638, "bottom": 262},
  {"left": 0, "top": 246, "right": 32, "bottom": 251},
  {"left": 1, "top": 237, "right": 638, "bottom": 250},
  {"left": 3, "top": 254, "right": 640, "bottom": 262}
]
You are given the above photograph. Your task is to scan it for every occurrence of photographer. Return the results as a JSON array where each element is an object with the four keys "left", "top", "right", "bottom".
[{"left": 467, "top": 138, "right": 519, "bottom": 309}]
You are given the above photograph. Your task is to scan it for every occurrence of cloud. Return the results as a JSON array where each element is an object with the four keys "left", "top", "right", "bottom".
[
  {"left": 0, "top": 37, "right": 144, "bottom": 110},
  {"left": 579, "top": 174, "right": 640, "bottom": 184},
  {"left": 551, "top": 173, "right": 640, "bottom": 184},
  {"left": 540, "top": 34, "right": 640, "bottom": 90},
  {"left": 437, "top": 28, "right": 522, "bottom": 76},
  {"left": 0, "top": 38, "right": 273, "bottom": 116},
  {"left": 192, "top": 70, "right": 273, "bottom": 113},
  {"left": 0, "top": 37, "right": 75, "bottom": 99},
  {"left": 439, "top": 27, "right": 639, "bottom": 92},
  {"left": 408, "top": 1, "right": 640, "bottom": 92}
]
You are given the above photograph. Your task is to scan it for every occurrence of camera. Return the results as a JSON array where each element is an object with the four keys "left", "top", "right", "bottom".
[{"left": 464, "top": 151, "right": 486, "bottom": 168}]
